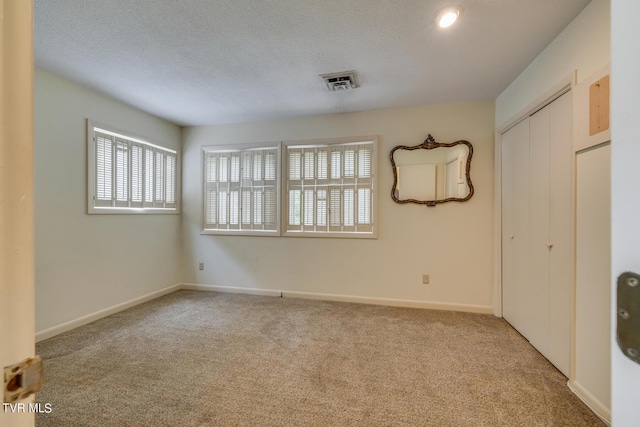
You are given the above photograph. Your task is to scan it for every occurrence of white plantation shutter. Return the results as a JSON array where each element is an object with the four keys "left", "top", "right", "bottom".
[
  {"left": 230, "top": 154, "right": 240, "bottom": 182},
  {"left": 343, "top": 188, "right": 355, "bottom": 226},
  {"left": 253, "top": 189, "right": 263, "bottom": 224},
  {"left": 265, "top": 189, "right": 276, "bottom": 225},
  {"left": 285, "top": 139, "right": 376, "bottom": 236},
  {"left": 203, "top": 144, "right": 280, "bottom": 234},
  {"left": 155, "top": 151, "right": 166, "bottom": 205},
  {"left": 205, "top": 190, "right": 217, "bottom": 225},
  {"left": 317, "top": 150, "right": 328, "bottom": 179},
  {"left": 206, "top": 153, "right": 217, "bottom": 182},
  {"left": 218, "top": 191, "right": 228, "bottom": 225},
  {"left": 265, "top": 152, "right": 276, "bottom": 181},
  {"left": 230, "top": 191, "right": 239, "bottom": 225},
  {"left": 303, "top": 189, "right": 314, "bottom": 226},
  {"left": 344, "top": 149, "right": 355, "bottom": 177},
  {"left": 329, "top": 188, "right": 341, "bottom": 227},
  {"left": 165, "top": 154, "right": 176, "bottom": 206},
  {"left": 358, "top": 147, "right": 372, "bottom": 178},
  {"left": 242, "top": 152, "right": 252, "bottom": 180},
  {"left": 358, "top": 188, "right": 371, "bottom": 225},
  {"left": 145, "top": 148, "right": 154, "bottom": 204},
  {"left": 289, "top": 151, "right": 302, "bottom": 180},
  {"left": 115, "top": 140, "right": 128, "bottom": 204},
  {"left": 317, "top": 189, "right": 327, "bottom": 226},
  {"left": 304, "top": 152, "right": 315, "bottom": 179},
  {"left": 95, "top": 132, "right": 113, "bottom": 206},
  {"left": 253, "top": 153, "right": 263, "bottom": 181},
  {"left": 331, "top": 150, "right": 341, "bottom": 179},
  {"left": 289, "top": 190, "right": 301, "bottom": 226},
  {"left": 131, "top": 144, "right": 143, "bottom": 205},
  {"left": 219, "top": 155, "right": 228, "bottom": 182},
  {"left": 241, "top": 189, "right": 251, "bottom": 224},
  {"left": 89, "top": 123, "right": 177, "bottom": 213}
]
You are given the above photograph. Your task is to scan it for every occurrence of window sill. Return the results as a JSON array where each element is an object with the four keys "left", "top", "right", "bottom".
[
  {"left": 88, "top": 207, "right": 179, "bottom": 215},
  {"left": 282, "top": 230, "right": 377, "bottom": 239},
  {"left": 200, "top": 229, "right": 280, "bottom": 237}
]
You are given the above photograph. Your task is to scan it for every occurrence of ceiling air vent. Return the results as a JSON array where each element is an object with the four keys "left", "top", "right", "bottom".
[{"left": 320, "top": 70, "right": 359, "bottom": 91}]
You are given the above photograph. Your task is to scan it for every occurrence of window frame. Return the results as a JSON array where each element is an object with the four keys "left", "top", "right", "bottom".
[
  {"left": 282, "top": 136, "right": 378, "bottom": 239},
  {"left": 87, "top": 120, "right": 180, "bottom": 215},
  {"left": 201, "top": 142, "right": 282, "bottom": 236}
]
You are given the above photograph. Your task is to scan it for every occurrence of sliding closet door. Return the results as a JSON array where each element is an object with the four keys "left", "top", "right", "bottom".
[
  {"left": 501, "top": 118, "right": 531, "bottom": 337},
  {"left": 547, "top": 92, "right": 572, "bottom": 376}
]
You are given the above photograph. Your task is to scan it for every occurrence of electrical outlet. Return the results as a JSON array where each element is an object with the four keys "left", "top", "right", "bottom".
[
  {"left": 199, "top": 262, "right": 204, "bottom": 271},
  {"left": 422, "top": 274, "right": 430, "bottom": 284}
]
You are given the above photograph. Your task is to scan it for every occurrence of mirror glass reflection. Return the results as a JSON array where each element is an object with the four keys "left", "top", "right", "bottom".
[{"left": 390, "top": 136, "right": 474, "bottom": 206}]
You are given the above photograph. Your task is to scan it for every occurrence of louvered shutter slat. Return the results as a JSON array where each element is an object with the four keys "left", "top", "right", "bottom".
[
  {"left": 96, "top": 133, "right": 113, "bottom": 203},
  {"left": 115, "top": 140, "right": 129, "bottom": 203},
  {"left": 165, "top": 154, "right": 176, "bottom": 205}
]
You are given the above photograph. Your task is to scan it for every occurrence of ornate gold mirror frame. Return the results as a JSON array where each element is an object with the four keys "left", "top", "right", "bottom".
[{"left": 390, "top": 134, "right": 474, "bottom": 207}]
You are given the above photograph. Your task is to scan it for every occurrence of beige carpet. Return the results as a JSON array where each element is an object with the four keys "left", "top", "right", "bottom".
[{"left": 35, "top": 290, "right": 603, "bottom": 426}]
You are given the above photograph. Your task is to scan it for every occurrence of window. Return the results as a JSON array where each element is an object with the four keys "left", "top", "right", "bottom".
[
  {"left": 202, "top": 143, "right": 280, "bottom": 235},
  {"left": 87, "top": 120, "right": 178, "bottom": 213},
  {"left": 284, "top": 137, "right": 377, "bottom": 238}
]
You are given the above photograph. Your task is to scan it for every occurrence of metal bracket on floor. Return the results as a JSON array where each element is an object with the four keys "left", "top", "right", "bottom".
[{"left": 617, "top": 271, "right": 640, "bottom": 365}]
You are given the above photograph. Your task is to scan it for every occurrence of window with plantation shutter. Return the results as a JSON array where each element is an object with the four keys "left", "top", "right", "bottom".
[
  {"left": 284, "top": 137, "right": 377, "bottom": 238},
  {"left": 202, "top": 143, "right": 280, "bottom": 235},
  {"left": 88, "top": 120, "right": 179, "bottom": 214}
]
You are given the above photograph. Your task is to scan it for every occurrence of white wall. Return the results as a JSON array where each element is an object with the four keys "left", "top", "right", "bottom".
[
  {"left": 34, "top": 68, "right": 182, "bottom": 333},
  {"left": 182, "top": 102, "right": 495, "bottom": 311},
  {"left": 496, "top": 0, "right": 610, "bottom": 127}
]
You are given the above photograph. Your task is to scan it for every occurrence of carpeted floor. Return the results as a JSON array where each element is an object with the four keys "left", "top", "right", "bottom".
[{"left": 35, "top": 290, "right": 603, "bottom": 426}]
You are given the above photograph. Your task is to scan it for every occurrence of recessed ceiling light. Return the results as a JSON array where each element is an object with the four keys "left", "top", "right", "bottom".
[{"left": 437, "top": 7, "right": 460, "bottom": 29}]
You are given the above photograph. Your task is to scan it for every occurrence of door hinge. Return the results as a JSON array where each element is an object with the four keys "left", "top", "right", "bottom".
[
  {"left": 3, "top": 356, "right": 43, "bottom": 403},
  {"left": 617, "top": 272, "right": 640, "bottom": 365}
]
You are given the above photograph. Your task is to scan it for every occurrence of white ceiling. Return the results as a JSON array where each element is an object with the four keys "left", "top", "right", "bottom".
[{"left": 34, "top": 0, "right": 591, "bottom": 127}]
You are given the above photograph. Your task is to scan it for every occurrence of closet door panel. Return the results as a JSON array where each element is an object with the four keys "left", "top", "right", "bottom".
[
  {"left": 501, "top": 127, "right": 516, "bottom": 326},
  {"left": 501, "top": 119, "right": 529, "bottom": 331},
  {"left": 548, "top": 92, "right": 573, "bottom": 376},
  {"left": 529, "top": 106, "right": 551, "bottom": 356}
]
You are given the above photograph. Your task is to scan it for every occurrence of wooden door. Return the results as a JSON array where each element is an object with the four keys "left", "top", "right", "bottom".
[
  {"left": 0, "top": 1, "right": 36, "bottom": 427},
  {"left": 611, "top": 1, "right": 640, "bottom": 424}
]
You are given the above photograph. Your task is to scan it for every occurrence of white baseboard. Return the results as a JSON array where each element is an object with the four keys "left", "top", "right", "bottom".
[
  {"left": 180, "top": 283, "right": 282, "bottom": 297},
  {"left": 36, "top": 284, "right": 493, "bottom": 341},
  {"left": 281, "top": 290, "right": 494, "bottom": 314},
  {"left": 181, "top": 284, "right": 492, "bottom": 314},
  {"left": 35, "top": 284, "right": 181, "bottom": 342},
  {"left": 567, "top": 380, "right": 611, "bottom": 425}
]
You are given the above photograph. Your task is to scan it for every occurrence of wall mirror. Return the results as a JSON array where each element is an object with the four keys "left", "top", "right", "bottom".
[{"left": 390, "top": 134, "right": 474, "bottom": 207}]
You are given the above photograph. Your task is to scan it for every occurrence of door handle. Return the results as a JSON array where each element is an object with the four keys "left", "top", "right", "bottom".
[{"left": 617, "top": 271, "right": 640, "bottom": 365}]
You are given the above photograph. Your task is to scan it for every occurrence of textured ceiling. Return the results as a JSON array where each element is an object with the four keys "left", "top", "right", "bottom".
[{"left": 34, "top": 0, "right": 591, "bottom": 126}]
